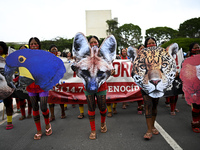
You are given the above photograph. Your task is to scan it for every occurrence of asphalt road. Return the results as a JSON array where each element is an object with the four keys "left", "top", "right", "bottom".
[{"left": 0, "top": 96, "right": 199, "bottom": 150}]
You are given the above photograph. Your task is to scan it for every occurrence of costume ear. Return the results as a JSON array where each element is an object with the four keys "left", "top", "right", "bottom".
[
  {"left": 99, "top": 35, "right": 116, "bottom": 63},
  {"left": 127, "top": 46, "right": 137, "bottom": 62},
  {"left": 166, "top": 43, "right": 179, "bottom": 59},
  {"left": 72, "top": 32, "right": 90, "bottom": 60},
  {"left": 8, "top": 46, "right": 16, "bottom": 55}
]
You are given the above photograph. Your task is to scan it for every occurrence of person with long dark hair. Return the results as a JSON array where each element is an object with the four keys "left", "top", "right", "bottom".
[
  {"left": 27, "top": 37, "right": 52, "bottom": 140},
  {"left": 142, "top": 37, "right": 159, "bottom": 139},
  {"left": 72, "top": 34, "right": 115, "bottom": 140},
  {"left": 187, "top": 42, "right": 200, "bottom": 133}
]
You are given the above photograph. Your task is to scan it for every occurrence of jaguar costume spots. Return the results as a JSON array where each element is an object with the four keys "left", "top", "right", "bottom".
[{"left": 128, "top": 43, "right": 178, "bottom": 98}]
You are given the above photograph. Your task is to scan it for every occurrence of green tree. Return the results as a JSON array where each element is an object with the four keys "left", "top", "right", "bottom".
[
  {"left": 106, "top": 19, "right": 122, "bottom": 52},
  {"left": 145, "top": 27, "right": 178, "bottom": 45},
  {"left": 179, "top": 17, "right": 200, "bottom": 38},
  {"left": 161, "top": 37, "right": 200, "bottom": 53},
  {"left": 106, "top": 19, "right": 118, "bottom": 35},
  {"left": 118, "top": 23, "right": 142, "bottom": 48},
  {"left": 41, "top": 37, "right": 73, "bottom": 52}
]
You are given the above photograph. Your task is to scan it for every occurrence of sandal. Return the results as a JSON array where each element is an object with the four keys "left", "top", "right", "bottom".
[
  {"left": 34, "top": 133, "right": 42, "bottom": 140},
  {"left": 46, "top": 123, "right": 52, "bottom": 136},
  {"left": 61, "top": 115, "right": 66, "bottom": 119},
  {"left": 49, "top": 117, "right": 55, "bottom": 122},
  {"left": 191, "top": 122, "right": 200, "bottom": 133},
  {"left": 144, "top": 132, "right": 152, "bottom": 140},
  {"left": 89, "top": 132, "right": 96, "bottom": 140},
  {"left": 107, "top": 112, "right": 113, "bottom": 117},
  {"left": 138, "top": 111, "right": 143, "bottom": 115},
  {"left": 113, "top": 108, "right": 117, "bottom": 114},
  {"left": 122, "top": 105, "right": 126, "bottom": 109},
  {"left": 137, "top": 106, "right": 143, "bottom": 115},
  {"left": 27, "top": 114, "right": 32, "bottom": 119},
  {"left": 165, "top": 102, "right": 170, "bottom": 108},
  {"left": 192, "top": 128, "right": 200, "bottom": 133},
  {"left": 77, "top": 114, "right": 84, "bottom": 119},
  {"left": 19, "top": 116, "right": 26, "bottom": 120},
  {"left": 170, "top": 112, "right": 176, "bottom": 116},
  {"left": 175, "top": 109, "right": 179, "bottom": 112},
  {"left": 16, "top": 109, "right": 21, "bottom": 113},
  {"left": 101, "top": 122, "right": 107, "bottom": 133},
  {"left": 152, "top": 128, "right": 159, "bottom": 135},
  {"left": 6, "top": 124, "right": 13, "bottom": 130}
]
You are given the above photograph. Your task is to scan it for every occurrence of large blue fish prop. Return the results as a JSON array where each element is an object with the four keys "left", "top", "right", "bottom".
[{"left": 5, "top": 49, "right": 66, "bottom": 91}]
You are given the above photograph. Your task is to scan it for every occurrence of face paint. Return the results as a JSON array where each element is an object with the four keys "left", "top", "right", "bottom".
[
  {"left": 121, "top": 49, "right": 127, "bottom": 57},
  {"left": 51, "top": 51, "right": 58, "bottom": 56},
  {"left": 191, "top": 49, "right": 200, "bottom": 54},
  {"left": 30, "top": 44, "right": 39, "bottom": 50},
  {"left": 89, "top": 37, "right": 99, "bottom": 47},
  {"left": 90, "top": 42, "right": 98, "bottom": 47},
  {"left": 147, "top": 44, "right": 156, "bottom": 47}
]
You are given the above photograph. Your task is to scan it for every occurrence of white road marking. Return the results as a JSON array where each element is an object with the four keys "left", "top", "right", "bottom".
[{"left": 155, "top": 121, "right": 183, "bottom": 150}]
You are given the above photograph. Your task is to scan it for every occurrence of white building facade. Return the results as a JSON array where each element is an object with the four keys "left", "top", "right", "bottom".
[{"left": 86, "top": 10, "right": 112, "bottom": 38}]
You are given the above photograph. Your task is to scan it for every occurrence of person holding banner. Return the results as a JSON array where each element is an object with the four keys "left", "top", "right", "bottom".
[
  {"left": 121, "top": 48, "right": 130, "bottom": 109},
  {"left": 27, "top": 37, "right": 52, "bottom": 140},
  {"left": 48, "top": 45, "right": 66, "bottom": 121}
]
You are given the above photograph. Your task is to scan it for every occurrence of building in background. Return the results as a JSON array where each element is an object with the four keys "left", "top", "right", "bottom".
[{"left": 86, "top": 10, "right": 112, "bottom": 38}]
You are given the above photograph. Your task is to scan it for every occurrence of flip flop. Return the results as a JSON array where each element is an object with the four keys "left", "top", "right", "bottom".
[
  {"left": 46, "top": 123, "right": 52, "bottom": 136},
  {"left": 144, "top": 132, "right": 152, "bottom": 140},
  {"left": 107, "top": 112, "right": 113, "bottom": 117},
  {"left": 61, "top": 115, "right": 66, "bottom": 119},
  {"left": 170, "top": 112, "right": 176, "bottom": 116},
  {"left": 34, "top": 133, "right": 42, "bottom": 140},
  {"left": 152, "top": 128, "right": 159, "bottom": 135},
  {"left": 19, "top": 116, "right": 26, "bottom": 120},
  {"left": 6, "top": 124, "right": 13, "bottom": 130},
  {"left": 27, "top": 115, "right": 32, "bottom": 119},
  {"left": 77, "top": 114, "right": 84, "bottom": 119},
  {"left": 49, "top": 117, "right": 55, "bottom": 122},
  {"left": 89, "top": 132, "right": 96, "bottom": 140}
]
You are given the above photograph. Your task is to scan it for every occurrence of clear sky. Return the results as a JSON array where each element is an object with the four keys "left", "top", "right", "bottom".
[{"left": 0, "top": 0, "right": 199, "bottom": 43}]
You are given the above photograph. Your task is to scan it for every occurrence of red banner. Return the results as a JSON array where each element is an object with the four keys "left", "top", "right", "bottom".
[{"left": 48, "top": 59, "right": 143, "bottom": 104}]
